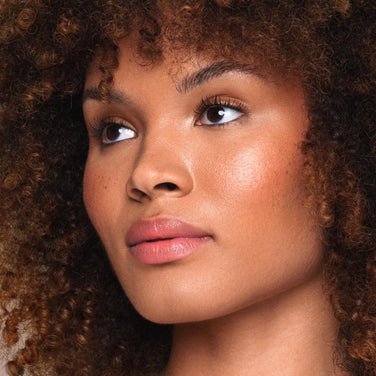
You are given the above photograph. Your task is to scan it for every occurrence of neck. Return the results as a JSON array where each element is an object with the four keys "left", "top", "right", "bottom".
[{"left": 163, "top": 272, "right": 348, "bottom": 376}]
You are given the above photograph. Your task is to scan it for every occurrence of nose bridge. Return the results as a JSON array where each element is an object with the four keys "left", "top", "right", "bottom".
[
  {"left": 137, "top": 129, "right": 179, "bottom": 175},
  {"left": 126, "top": 120, "right": 193, "bottom": 201}
]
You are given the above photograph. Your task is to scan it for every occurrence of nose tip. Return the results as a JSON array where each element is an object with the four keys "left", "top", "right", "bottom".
[{"left": 126, "top": 158, "right": 193, "bottom": 202}]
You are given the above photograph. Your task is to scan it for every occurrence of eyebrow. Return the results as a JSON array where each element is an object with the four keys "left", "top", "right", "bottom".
[
  {"left": 82, "top": 61, "right": 264, "bottom": 104},
  {"left": 176, "top": 61, "right": 265, "bottom": 94},
  {"left": 82, "top": 87, "right": 133, "bottom": 105}
]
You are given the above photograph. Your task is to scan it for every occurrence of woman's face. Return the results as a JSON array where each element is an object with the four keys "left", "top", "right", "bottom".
[{"left": 83, "top": 37, "right": 323, "bottom": 324}]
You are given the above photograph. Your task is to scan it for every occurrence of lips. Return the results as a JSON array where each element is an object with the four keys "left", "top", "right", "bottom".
[{"left": 126, "top": 217, "right": 212, "bottom": 264}]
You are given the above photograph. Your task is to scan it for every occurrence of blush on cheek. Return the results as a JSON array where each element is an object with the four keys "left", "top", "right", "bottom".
[
  {"left": 218, "top": 142, "right": 305, "bottom": 223},
  {"left": 214, "top": 149, "right": 275, "bottom": 204},
  {"left": 229, "top": 153, "right": 265, "bottom": 191}
]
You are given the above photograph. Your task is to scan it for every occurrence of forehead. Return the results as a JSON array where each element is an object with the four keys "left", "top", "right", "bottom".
[
  {"left": 87, "top": 0, "right": 335, "bottom": 92},
  {"left": 85, "top": 34, "right": 264, "bottom": 91}
]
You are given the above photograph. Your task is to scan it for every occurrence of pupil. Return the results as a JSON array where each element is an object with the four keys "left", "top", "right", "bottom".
[
  {"left": 207, "top": 106, "right": 225, "bottom": 122},
  {"left": 106, "top": 125, "right": 120, "bottom": 141}
]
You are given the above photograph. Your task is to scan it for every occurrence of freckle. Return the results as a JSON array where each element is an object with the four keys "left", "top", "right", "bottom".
[{"left": 104, "top": 185, "right": 108, "bottom": 190}]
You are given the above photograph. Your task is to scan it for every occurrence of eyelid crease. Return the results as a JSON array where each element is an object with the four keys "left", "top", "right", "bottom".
[
  {"left": 194, "top": 95, "right": 248, "bottom": 121},
  {"left": 87, "top": 117, "right": 134, "bottom": 142},
  {"left": 193, "top": 95, "right": 248, "bottom": 128},
  {"left": 86, "top": 95, "right": 248, "bottom": 142}
]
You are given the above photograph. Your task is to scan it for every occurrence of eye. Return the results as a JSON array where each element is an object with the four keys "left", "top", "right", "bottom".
[
  {"left": 198, "top": 105, "right": 243, "bottom": 125},
  {"left": 195, "top": 96, "right": 246, "bottom": 126},
  {"left": 101, "top": 122, "right": 136, "bottom": 144}
]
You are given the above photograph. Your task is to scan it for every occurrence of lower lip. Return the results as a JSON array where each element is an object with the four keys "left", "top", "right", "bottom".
[{"left": 128, "top": 236, "right": 211, "bottom": 264}]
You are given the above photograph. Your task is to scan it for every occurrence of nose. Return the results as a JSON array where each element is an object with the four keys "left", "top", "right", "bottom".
[{"left": 126, "top": 137, "right": 194, "bottom": 202}]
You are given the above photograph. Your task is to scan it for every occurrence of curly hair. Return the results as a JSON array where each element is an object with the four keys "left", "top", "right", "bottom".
[{"left": 0, "top": 0, "right": 375, "bottom": 375}]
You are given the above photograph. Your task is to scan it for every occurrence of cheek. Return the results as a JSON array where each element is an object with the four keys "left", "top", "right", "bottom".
[
  {"left": 83, "top": 158, "right": 121, "bottom": 239},
  {"left": 203, "top": 142, "right": 320, "bottom": 302},
  {"left": 204, "top": 139, "right": 305, "bottom": 216},
  {"left": 203, "top": 139, "right": 320, "bottom": 279},
  {"left": 83, "top": 163, "right": 103, "bottom": 231}
]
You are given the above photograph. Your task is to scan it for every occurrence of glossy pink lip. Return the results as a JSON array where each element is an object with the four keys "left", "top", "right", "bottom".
[{"left": 126, "top": 217, "right": 212, "bottom": 264}]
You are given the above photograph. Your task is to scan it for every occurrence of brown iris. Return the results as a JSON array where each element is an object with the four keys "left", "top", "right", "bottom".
[
  {"left": 104, "top": 124, "right": 122, "bottom": 142},
  {"left": 206, "top": 106, "right": 225, "bottom": 123}
]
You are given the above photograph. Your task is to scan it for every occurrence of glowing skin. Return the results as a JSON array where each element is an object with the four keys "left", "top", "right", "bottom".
[{"left": 83, "top": 38, "right": 346, "bottom": 375}]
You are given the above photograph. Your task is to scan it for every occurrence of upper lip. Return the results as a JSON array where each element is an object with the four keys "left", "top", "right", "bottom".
[{"left": 126, "top": 216, "right": 211, "bottom": 247}]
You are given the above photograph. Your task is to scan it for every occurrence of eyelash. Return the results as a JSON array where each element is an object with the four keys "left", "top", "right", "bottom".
[
  {"left": 88, "top": 95, "right": 247, "bottom": 143},
  {"left": 194, "top": 95, "right": 247, "bottom": 126},
  {"left": 88, "top": 117, "right": 129, "bottom": 140}
]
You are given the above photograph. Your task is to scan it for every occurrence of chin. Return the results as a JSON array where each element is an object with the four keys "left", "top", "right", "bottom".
[
  {"left": 126, "top": 289, "right": 225, "bottom": 324},
  {"left": 127, "top": 288, "right": 255, "bottom": 325},
  {"left": 131, "top": 299, "right": 214, "bottom": 324}
]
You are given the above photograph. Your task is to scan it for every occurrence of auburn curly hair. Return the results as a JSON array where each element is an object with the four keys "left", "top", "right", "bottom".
[{"left": 0, "top": 0, "right": 375, "bottom": 375}]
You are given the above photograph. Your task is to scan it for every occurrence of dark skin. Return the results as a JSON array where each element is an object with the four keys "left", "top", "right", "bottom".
[
  {"left": 1, "top": 1, "right": 375, "bottom": 375},
  {"left": 83, "top": 36, "right": 348, "bottom": 376}
]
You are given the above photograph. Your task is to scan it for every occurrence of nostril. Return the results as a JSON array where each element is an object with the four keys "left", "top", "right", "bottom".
[
  {"left": 131, "top": 188, "right": 148, "bottom": 201},
  {"left": 155, "top": 182, "right": 178, "bottom": 191}
]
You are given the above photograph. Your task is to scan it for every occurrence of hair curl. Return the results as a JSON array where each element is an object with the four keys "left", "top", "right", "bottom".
[{"left": 0, "top": 0, "right": 375, "bottom": 375}]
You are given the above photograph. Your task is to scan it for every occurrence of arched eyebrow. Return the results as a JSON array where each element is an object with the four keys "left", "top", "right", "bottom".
[
  {"left": 82, "top": 61, "right": 264, "bottom": 104},
  {"left": 176, "top": 61, "right": 265, "bottom": 94}
]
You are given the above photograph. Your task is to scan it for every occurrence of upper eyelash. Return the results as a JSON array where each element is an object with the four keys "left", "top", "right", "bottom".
[
  {"left": 87, "top": 96, "right": 246, "bottom": 140},
  {"left": 194, "top": 95, "right": 247, "bottom": 118},
  {"left": 88, "top": 117, "right": 128, "bottom": 141}
]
